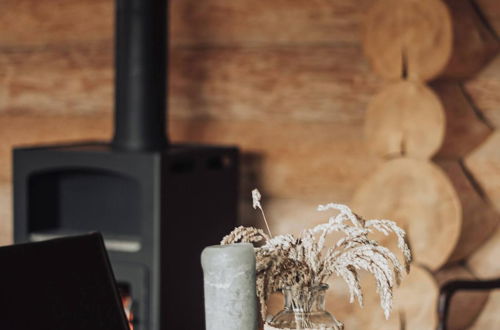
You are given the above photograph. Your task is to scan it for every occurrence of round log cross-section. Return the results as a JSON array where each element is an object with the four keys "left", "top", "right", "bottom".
[
  {"left": 351, "top": 158, "right": 461, "bottom": 270},
  {"left": 364, "top": 0, "right": 453, "bottom": 81},
  {"left": 364, "top": 81, "right": 445, "bottom": 159}
]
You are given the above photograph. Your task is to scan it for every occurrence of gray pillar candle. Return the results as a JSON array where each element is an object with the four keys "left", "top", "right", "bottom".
[{"left": 201, "top": 243, "right": 258, "bottom": 330}]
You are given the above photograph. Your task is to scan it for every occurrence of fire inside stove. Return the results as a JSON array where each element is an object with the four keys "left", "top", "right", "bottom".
[{"left": 118, "top": 282, "right": 135, "bottom": 329}]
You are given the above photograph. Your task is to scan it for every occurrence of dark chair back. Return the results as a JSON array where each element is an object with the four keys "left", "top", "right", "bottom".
[
  {"left": 0, "top": 233, "right": 130, "bottom": 330},
  {"left": 437, "top": 278, "right": 500, "bottom": 330}
]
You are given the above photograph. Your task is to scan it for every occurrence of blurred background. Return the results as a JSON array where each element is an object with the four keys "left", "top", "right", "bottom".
[{"left": 0, "top": 0, "right": 499, "bottom": 329}]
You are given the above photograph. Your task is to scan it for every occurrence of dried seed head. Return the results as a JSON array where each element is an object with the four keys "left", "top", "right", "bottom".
[{"left": 222, "top": 191, "right": 413, "bottom": 321}]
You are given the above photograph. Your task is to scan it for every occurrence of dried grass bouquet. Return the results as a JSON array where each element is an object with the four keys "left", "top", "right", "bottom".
[{"left": 221, "top": 189, "right": 412, "bottom": 322}]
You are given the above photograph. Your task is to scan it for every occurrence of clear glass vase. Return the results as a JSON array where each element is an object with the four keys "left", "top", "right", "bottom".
[{"left": 265, "top": 284, "right": 344, "bottom": 330}]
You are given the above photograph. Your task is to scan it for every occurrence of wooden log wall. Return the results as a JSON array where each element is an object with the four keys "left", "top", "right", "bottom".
[
  {"left": 1, "top": 1, "right": 500, "bottom": 329},
  {"left": 351, "top": 0, "right": 500, "bottom": 328},
  {"left": 0, "top": 0, "right": 383, "bottom": 244}
]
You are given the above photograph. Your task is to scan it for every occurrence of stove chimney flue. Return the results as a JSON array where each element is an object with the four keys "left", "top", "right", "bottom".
[{"left": 113, "top": 0, "right": 168, "bottom": 151}]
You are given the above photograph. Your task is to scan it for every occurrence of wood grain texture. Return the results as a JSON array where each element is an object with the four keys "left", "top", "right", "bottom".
[
  {"left": 170, "top": 0, "right": 375, "bottom": 47},
  {"left": 442, "top": 0, "right": 499, "bottom": 79},
  {"left": 465, "top": 131, "right": 500, "bottom": 213},
  {"left": 432, "top": 81, "right": 492, "bottom": 159},
  {"left": 239, "top": 198, "right": 329, "bottom": 238},
  {"left": 363, "top": 0, "right": 453, "bottom": 81},
  {"left": 170, "top": 46, "right": 380, "bottom": 123},
  {"left": 351, "top": 158, "right": 461, "bottom": 271},
  {"left": 326, "top": 266, "right": 438, "bottom": 330},
  {"left": 171, "top": 119, "right": 383, "bottom": 201},
  {"left": 468, "top": 225, "right": 500, "bottom": 279},
  {"left": 265, "top": 293, "right": 285, "bottom": 324},
  {"left": 469, "top": 290, "right": 500, "bottom": 330},
  {"left": 436, "top": 160, "right": 499, "bottom": 263},
  {"left": 0, "top": 0, "right": 375, "bottom": 50},
  {"left": 0, "top": 46, "right": 381, "bottom": 122},
  {"left": 0, "top": 116, "right": 380, "bottom": 201},
  {"left": 0, "top": 115, "right": 112, "bottom": 183},
  {"left": 476, "top": 0, "right": 500, "bottom": 37},
  {"left": 266, "top": 272, "right": 403, "bottom": 329},
  {"left": 325, "top": 272, "right": 401, "bottom": 330},
  {"left": 0, "top": 47, "right": 114, "bottom": 116},
  {"left": 394, "top": 266, "right": 438, "bottom": 330},
  {"left": 364, "top": 81, "right": 445, "bottom": 159},
  {"left": 465, "top": 54, "right": 500, "bottom": 128},
  {"left": 0, "top": 0, "right": 112, "bottom": 50},
  {"left": 0, "top": 184, "right": 12, "bottom": 247},
  {"left": 434, "top": 265, "right": 489, "bottom": 330},
  {"left": 0, "top": 114, "right": 378, "bottom": 252}
]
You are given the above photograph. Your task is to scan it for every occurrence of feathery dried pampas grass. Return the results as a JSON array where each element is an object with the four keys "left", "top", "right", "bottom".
[{"left": 221, "top": 189, "right": 412, "bottom": 322}]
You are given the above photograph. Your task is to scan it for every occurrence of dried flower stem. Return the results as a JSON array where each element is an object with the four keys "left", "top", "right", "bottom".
[
  {"left": 222, "top": 190, "right": 413, "bottom": 323},
  {"left": 252, "top": 189, "right": 273, "bottom": 237}
]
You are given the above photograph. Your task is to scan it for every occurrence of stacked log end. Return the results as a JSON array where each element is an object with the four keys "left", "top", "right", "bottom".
[
  {"left": 364, "top": 81, "right": 445, "bottom": 159},
  {"left": 394, "top": 266, "right": 439, "bottom": 329},
  {"left": 363, "top": 0, "right": 452, "bottom": 81},
  {"left": 465, "top": 132, "right": 500, "bottom": 214},
  {"left": 351, "top": 158, "right": 461, "bottom": 270},
  {"left": 323, "top": 266, "right": 438, "bottom": 330},
  {"left": 442, "top": 0, "right": 499, "bottom": 79},
  {"left": 466, "top": 226, "right": 500, "bottom": 330},
  {"left": 354, "top": 0, "right": 500, "bottom": 328},
  {"left": 434, "top": 265, "right": 490, "bottom": 329},
  {"left": 435, "top": 160, "right": 498, "bottom": 263},
  {"left": 432, "top": 82, "right": 492, "bottom": 159},
  {"left": 468, "top": 225, "right": 500, "bottom": 279},
  {"left": 468, "top": 291, "right": 500, "bottom": 329},
  {"left": 466, "top": 209, "right": 500, "bottom": 327}
]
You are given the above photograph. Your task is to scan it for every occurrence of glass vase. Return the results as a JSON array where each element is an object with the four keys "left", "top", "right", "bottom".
[{"left": 264, "top": 284, "right": 343, "bottom": 330}]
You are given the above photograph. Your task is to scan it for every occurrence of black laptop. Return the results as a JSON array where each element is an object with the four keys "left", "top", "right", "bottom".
[{"left": 0, "top": 233, "right": 130, "bottom": 330}]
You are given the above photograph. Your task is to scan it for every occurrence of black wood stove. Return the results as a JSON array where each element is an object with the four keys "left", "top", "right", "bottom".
[{"left": 13, "top": 1, "right": 239, "bottom": 329}]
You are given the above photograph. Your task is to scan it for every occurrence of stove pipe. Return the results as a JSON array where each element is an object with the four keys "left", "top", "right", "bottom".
[{"left": 113, "top": 0, "right": 168, "bottom": 151}]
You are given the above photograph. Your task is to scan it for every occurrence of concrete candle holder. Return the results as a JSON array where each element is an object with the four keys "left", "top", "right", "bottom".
[{"left": 201, "top": 243, "right": 258, "bottom": 330}]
